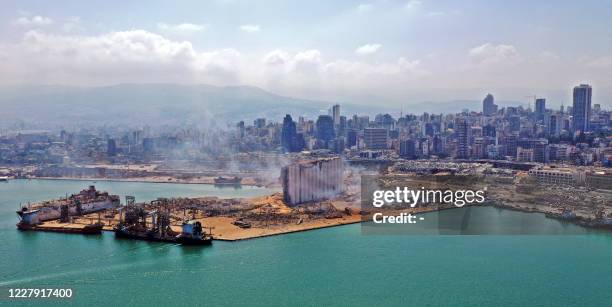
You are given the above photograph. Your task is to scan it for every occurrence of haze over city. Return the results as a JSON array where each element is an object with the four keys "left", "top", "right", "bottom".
[
  {"left": 1, "top": 0, "right": 611, "bottom": 107},
  {"left": 2, "top": 2, "right": 612, "bottom": 306}
]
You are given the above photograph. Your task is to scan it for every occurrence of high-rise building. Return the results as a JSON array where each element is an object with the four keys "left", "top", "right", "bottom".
[
  {"left": 471, "top": 138, "right": 486, "bottom": 159},
  {"left": 143, "top": 138, "right": 154, "bottom": 153},
  {"left": 593, "top": 104, "right": 601, "bottom": 113},
  {"left": 535, "top": 98, "right": 546, "bottom": 121},
  {"left": 107, "top": 139, "right": 117, "bottom": 156},
  {"left": 363, "top": 128, "right": 388, "bottom": 149},
  {"left": 237, "top": 121, "right": 245, "bottom": 138},
  {"left": 331, "top": 104, "right": 340, "bottom": 126},
  {"left": 572, "top": 84, "right": 592, "bottom": 132},
  {"left": 482, "top": 94, "right": 498, "bottom": 116},
  {"left": 483, "top": 124, "right": 496, "bottom": 138},
  {"left": 316, "top": 115, "right": 335, "bottom": 145},
  {"left": 432, "top": 135, "right": 445, "bottom": 155},
  {"left": 509, "top": 116, "right": 521, "bottom": 132},
  {"left": 281, "top": 114, "right": 299, "bottom": 152},
  {"left": 502, "top": 134, "right": 518, "bottom": 158},
  {"left": 533, "top": 140, "right": 550, "bottom": 163},
  {"left": 399, "top": 139, "right": 417, "bottom": 159},
  {"left": 254, "top": 118, "right": 266, "bottom": 129},
  {"left": 455, "top": 118, "right": 470, "bottom": 159},
  {"left": 346, "top": 130, "right": 358, "bottom": 147},
  {"left": 549, "top": 114, "right": 560, "bottom": 136}
]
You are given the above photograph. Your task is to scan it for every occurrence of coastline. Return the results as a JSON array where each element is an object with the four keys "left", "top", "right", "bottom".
[
  {"left": 492, "top": 202, "right": 612, "bottom": 231},
  {"left": 29, "top": 176, "right": 268, "bottom": 187}
]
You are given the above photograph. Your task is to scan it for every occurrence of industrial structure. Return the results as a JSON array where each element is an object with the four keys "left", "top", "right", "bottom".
[{"left": 281, "top": 157, "right": 344, "bottom": 206}]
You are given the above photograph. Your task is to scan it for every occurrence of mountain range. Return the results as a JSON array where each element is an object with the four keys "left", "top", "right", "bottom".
[{"left": 0, "top": 83, "right": 528, "bottom": 130}]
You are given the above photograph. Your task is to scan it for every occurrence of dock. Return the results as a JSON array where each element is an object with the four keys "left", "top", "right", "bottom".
[{"left": 17, "top": 190, "right": 363, "bottom": 242}]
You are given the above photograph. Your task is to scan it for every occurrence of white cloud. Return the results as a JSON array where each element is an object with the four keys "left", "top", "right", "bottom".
[
  {"left": 0, "top": 28, "right": 434, "bottom": 100},
  {"left": 355, "top": 44, "right": 382, "bottom": 55},
  {"left": 469, "top": 43, "right": 521, "bottom": 66},
  {"left": 239, "top": 24, "right": 261, "bottom": 33},
  {"left": 357, "top": 4, "right": 373, "bottom": 13},
  {"left": 157, "top": 23, "right": 207, "bottom": 33},
  {"left": 14, "top": 15, "right": 53, "bottom": 27},
  {"left": 324, "top": 58, "right": 424, "bottom": 76},
  {"left": 2, "top": 30, "right": 240, "bottom": 85},
  {"left": 263, "top": 49, "right": 290, "bottom": 66},
  {"left": 404, "top": 0, "right": 422, "bottom": 11},
  {"left": 10, "top": 30, "right": 598, "bottom": 105},
  {"left": 292, "top": 49, "right": 322, "bottom": 73}
]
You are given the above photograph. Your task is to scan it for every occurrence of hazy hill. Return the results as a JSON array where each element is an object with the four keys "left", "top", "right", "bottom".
[
  {"left": 0, "top": 83, "right": 536, "bottom": 130},
  {"left": 0, "top": 84, "right": 342, "bottom": 129}
]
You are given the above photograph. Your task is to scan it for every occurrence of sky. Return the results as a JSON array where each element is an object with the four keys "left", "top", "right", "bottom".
[{"left": 1, "top": 0, "right": 612, "bottom": 107}]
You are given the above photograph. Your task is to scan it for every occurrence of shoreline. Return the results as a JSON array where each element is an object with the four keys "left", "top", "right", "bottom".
[
  {"left": 19, "top": 203, "right": 612, "bottom": 243},
  {"left": 492, "top": 202, "right": 612, "bottom": 231},
  {"left": 92, "top": 217, "right": 363, "bottom": 242},
  {"left": 22, "top": 176, "right": 268, "bottom": 187}
]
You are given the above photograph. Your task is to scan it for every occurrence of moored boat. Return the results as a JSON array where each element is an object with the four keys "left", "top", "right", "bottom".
[
  {"left": 16, "top": 185, "right": 120, "bottom": 225},
  {"left": 16, "top": 221, "right": 103, "bottom": 235}
]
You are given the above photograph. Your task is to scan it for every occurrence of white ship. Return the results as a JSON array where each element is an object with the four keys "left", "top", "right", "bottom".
[{"left": 17, "top": 185, "right": 120, "bottom": 225}]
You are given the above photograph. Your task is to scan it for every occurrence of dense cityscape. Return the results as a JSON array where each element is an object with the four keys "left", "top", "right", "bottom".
[{"left": 1, "top": 83, "right": 610, "bottom": 174}]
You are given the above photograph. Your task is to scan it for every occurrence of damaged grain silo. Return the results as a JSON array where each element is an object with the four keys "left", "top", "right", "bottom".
[{"left": 281, "top": 157, "right": 344, "bottom": 206}]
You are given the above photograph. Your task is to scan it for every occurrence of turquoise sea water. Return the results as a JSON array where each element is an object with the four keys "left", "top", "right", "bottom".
[{"left": 2, "top": 179, "right": 612, "bottom": 306}]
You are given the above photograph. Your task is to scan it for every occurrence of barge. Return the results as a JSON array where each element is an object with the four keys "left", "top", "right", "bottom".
[{"left": 17, "top": 221, "right": 103, "bottom": 235}]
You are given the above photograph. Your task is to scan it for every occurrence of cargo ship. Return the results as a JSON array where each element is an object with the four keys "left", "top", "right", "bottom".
[
  {"left": 115, "top": 205, "right": 212, "bottom": 245},
  {"left": 16, "top": 185, "right": 120, "bottom": 225},
  {"left": 115, "top": 220, "right": 212, "bottom": 245}
]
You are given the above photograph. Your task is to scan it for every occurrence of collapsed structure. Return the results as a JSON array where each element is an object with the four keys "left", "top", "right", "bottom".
[{"left": 281, "top": 157, "right": 344, "bottom": 206}]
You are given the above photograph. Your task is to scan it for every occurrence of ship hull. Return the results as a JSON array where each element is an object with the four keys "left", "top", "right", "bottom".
[
  {"left": 115, "top": 228, "right": 212, "bottom": 245},
  {"left": 176, "top": 235, "right": 213, "bottom": 246},
  {"left": 17, "top": 199, "right": 120, "bottom": 224},
  {"left": 17, "top": 222, "right": 102, "bottom": 235}
]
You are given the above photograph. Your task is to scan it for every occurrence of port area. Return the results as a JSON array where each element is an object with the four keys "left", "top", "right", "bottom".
[
  {"left": 375, "top": 172, "right": 612, "bottom": 230},
  {"left": 30, "top": 192, "right": 362, "bottom": 241}
]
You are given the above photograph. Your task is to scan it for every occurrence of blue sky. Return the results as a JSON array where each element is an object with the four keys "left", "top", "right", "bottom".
[{"left": 1, "top": 0, "right": 611, "bottom": 106}]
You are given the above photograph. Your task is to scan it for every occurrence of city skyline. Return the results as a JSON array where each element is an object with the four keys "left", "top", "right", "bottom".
[{"left": 1, "top": 1, "right": 612, "bottom": 106}]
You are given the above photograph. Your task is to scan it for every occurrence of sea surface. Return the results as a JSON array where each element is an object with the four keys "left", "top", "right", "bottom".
[{"left": 2, "top": 179, "right": 612, "bottom": 306}]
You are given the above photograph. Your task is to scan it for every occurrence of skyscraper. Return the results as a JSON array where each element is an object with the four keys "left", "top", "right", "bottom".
[
  {"left": 482, "top": 94, "right": 498, "bottom": 116},
  {"left": 332, "top": 104, "right": 340, "bottom": 127},
  {"left": 535, "top": 98, "right": 546, "bottom": 121},
  {"left": 455, "top": 118, "right": 470, "bottom": 159},
  {"left": 549, "top": 114, "right": 560, "bottom": 136},
  {"left": 282, "top": 114, "right": 297, "bottom": 152},
  {"left": 572, "top": 84, "right": 592, "bottom": 133},
  {"left": 316, "top": 115, "right": 335, "bottom": 145}
]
